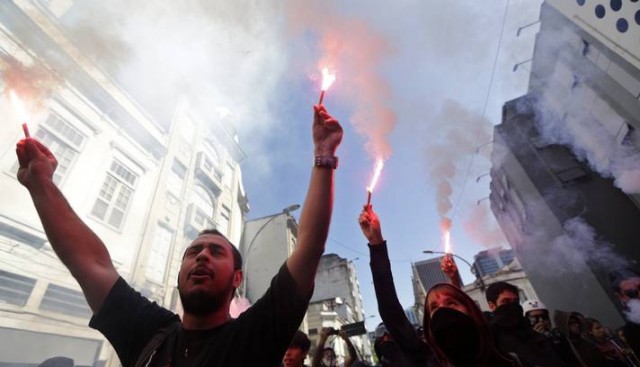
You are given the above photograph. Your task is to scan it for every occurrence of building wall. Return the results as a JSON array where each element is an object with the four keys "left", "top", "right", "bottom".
[
  {"left": 0, "top": 2, "right": 249, "bottom": 366},
  {"left": 464, "top": 260, "right": 541, "bottom": 313},
  {"left": 489, "top": 1, "right": 640, "bottom": 328},
  {"left": 309, "top": 254, "right": 372, "bottom": 363},
  {"left": 240, "top": 212, "right": 298, "bottom": 303}
]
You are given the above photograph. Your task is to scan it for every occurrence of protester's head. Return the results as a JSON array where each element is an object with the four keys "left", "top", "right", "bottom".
[
  {"left": 485, "top": 281, "right": 520, "bottom": 311},
  {"left": 610, "top": 268, "right": 640, "bottom": 306},
  {"left": 283, "top": 330, "right": 310, "bottom": 367},
  {"left": 522, "top": 299, "right": 551, "bottom": 332},
  {"left": 373, "top": 323, "right": 402, "bottom": 367},
  {"left": 618, "top": 327, "right": 628, "bottom": 344},
  {"left": 584, "top": 317, "right": 607, "bottom": 341},
  {"left": 321, "top": 347, "right": 337, "bottom": 366},
  {"left": 568, "top": 312, "right": 584, "bottom": 337},
  {"left": 177, "top": 229, "right": 243, "bottom": 316},
  {"left": 423, "top": 283, "right": 494, "bottom": 365}
]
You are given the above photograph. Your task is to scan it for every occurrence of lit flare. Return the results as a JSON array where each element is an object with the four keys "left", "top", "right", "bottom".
[
  {"left": 318, "top": 67, "right": 336, "bottom": 105},
  {"left": 366, "top": 159, "right": 384, "bottom": 206},
  {"left": 9, "top": 91, "right": 30, "bottom": 138}
]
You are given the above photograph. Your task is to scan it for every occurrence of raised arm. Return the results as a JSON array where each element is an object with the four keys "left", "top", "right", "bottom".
[
  {"left": 339, "top": 330, "right": 358, "bottom": 367},
  {"left": 286, "top": 104, "right": 342, "bottom": 297},
  {"left": 441, "top": 254, "right": 463, "bottom": 288},
  {"left": 359, "top": 206, "right": 432, "bottom": 365},
  {"left": 311, "top": 328, "right": 331, "bottom": 367},
  {"left": 16, "top": 138, "right": 119, "bottom": 312}
]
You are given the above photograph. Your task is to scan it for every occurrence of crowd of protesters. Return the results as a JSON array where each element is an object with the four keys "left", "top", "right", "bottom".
[{"left": 15, "top": 104, "right": 640, "bottom": 367}]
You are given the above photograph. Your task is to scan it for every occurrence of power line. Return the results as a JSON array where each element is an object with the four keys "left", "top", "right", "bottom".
[
  {"left": 327, "top": 237, "right": 413, "bottom": 263},
  {"left": 451, "top": 0, "right": 511, "bottom": 220}
]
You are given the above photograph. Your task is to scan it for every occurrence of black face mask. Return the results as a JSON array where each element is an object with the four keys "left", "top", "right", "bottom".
[
  {"left": 493, "top": 303, "right": 525, "bottom": 329},
  {"left": 429, "top": 307, "right": 481, "bottom": 365}
]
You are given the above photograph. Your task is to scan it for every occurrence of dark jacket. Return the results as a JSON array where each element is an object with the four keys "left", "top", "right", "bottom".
[
  {"left": 369, "top": 242, "right": 438, "bottom": 367},
  {"left": 553, "top": 310, "right": 609, "bottom": 367},
  {"left": 624, "top": 321, "right": 640, "bottom": 360},
  {"left": 490, "top": 309, "right": 568, "bottom": 367}
]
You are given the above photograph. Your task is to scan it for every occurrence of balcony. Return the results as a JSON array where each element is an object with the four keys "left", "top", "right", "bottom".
[
  {"left": 194, "top": 151, "right": 223, "bottom": 194},
  {"left": 184, "top": 203, "right": 217, "bottom": 238}
]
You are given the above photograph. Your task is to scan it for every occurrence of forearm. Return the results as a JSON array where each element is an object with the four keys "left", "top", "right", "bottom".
[
  {"left": 311, "top": 337, "right": 328, "bottom": 367},
  {"left": 370, "top": 243, "right": 423, "bottom": 348},
  {"left": 29, "top": 180, "right": 118, "bottom": 310},
  {"left": 449, "top": 273, "right": 463, "bottom": 288},
  {"left": 286, "top": 167, "right": 333, "bottom": 295},
  {"left": 344, "top": 337, "right": 358, "bottom": 367}
]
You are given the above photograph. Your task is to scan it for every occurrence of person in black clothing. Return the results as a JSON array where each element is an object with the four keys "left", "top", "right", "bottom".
[
  {"left": 554, "top": 311, "right": 610, "bottom": 367},
  {"left": 359, "top": 206, "right": 522, "bottom": 367},
  {"left": 485, "top": 282, "right": 568, "bottom": 367},
  {"left": 373, "top": 323, "right": 413, "bottom": 367},
  {"left": 15, "top": 104, "right": 343, "bottom": 367},
  {"left": 584, "top": 317, "right": 636, "bottom": 367},
  {"left": 358, "top": 206, "right": 434, "bottom": 367}
]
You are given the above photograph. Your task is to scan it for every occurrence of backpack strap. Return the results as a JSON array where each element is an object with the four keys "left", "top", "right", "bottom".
[{"left": 134, "top": 321, "right": 181, "bottom": 367}]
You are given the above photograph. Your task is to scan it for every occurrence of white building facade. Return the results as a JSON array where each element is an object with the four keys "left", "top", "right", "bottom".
[{"left": 0, "top": 2, "right": 249, "bottom": 366}]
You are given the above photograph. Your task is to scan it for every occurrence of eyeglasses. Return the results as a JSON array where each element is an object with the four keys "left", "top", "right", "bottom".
[
  {"left": 623, "top": 289, "right": 640, "bottom": 299},
  {"left": 528, "top": 314, "right": 549, "bottom": 325}
]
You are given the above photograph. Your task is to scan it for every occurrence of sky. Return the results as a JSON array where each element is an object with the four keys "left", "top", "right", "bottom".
[{"left": 54, "top": 0, "right": 545, "bottom": 330}]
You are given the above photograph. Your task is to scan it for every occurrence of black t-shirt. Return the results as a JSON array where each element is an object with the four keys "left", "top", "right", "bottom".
[{"left": 89, "top": 263, "right": 310, "bottom": 367}]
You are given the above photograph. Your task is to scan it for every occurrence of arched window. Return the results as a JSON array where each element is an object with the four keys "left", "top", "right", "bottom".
[{"left": 192, "top": 185, "right": 216, "bottom": 219}]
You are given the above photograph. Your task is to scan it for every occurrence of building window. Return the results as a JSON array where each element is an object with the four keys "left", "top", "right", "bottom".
[
  {"left": 223, "top": 162, "right": 234, "bottom": 188},
  {"left": 166, "top": 159, "right": 186, "bottom": 199},
  {"left": 32, "top": 114, "right": 85, "bottom": 184},
  {"left": 145, "top": 225, "right": 173, "bottom": 284},
  {"left": 218, "top": 205, "right": 230, "bottom": 235},
  {"left": 0, "top": 270, "right": 36, "bottom": 306},
  {"left": 193, "top": 185, "right": 216, "bottom": 219},
  {"left": 91, "top": 160, "right": 138, "bottom": 229},
  {"left": 40, "top": 283, "right": 91, "bottom": 318}
]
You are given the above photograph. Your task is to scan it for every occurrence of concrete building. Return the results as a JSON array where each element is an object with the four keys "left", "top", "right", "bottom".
[
  {"left": 308, "top": 254, "right": 373, "bottom": 364},
  {"left": 472, "top": 248, "right": 515, "bottom": 278},
  {"left": 464, "top": 258, "right": 541, "bottom": 312},
  {"left": 0, "top": 2, "right": 249, "bottom": 366},
  {"left": 239, "top": 204, "right": 299, "bottom": 304},
  {"left": 489, "top": 1, "right": 640, "bottom": 327},
  {"left": 411, "top": 257, "right": 448, "bottom": 319}
]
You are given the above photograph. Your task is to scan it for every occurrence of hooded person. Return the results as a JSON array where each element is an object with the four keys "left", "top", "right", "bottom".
[
  {"left": 423, "top": 283, "right": 522, "bottom": 367},
  {"left": 373, "top": 323, "right": 412, "bottom": 367},
  {"left": 553, "top": 310, "right": 609, "bottom": 367}
]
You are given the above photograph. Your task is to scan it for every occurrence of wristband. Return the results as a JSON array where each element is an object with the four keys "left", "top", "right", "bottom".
[{"left": 314, "top": 156, "right": 338, "bottom": 169}]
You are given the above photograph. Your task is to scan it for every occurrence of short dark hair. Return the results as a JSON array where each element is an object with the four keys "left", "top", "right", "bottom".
[
  {"left": 288, "top": 330, "right": 311, "bottom": 352},
  {"left": 609, "top": 268, "right": 640, "bottom": 293},
  {"left": 485, "top": 281, "right": 519, "bottom": 304},
  {"left": 194, "top": 229, "right": 243, "bottom": 271}
]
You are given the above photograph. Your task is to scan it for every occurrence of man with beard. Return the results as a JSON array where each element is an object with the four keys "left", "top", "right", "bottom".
[
  {"left": 610, "top": 269, "right": 640, "bottom": 358},
  {"left": 486, "top": 282, "right": 568, "bottom": 366},
  {"left": 15, "top": 104, "right": 343, "bottom": 367}
]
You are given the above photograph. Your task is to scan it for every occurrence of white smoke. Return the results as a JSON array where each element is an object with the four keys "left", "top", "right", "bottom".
[
  {"left": 624, "top": 299, "right": 640, "bottom": 325},
  {"left": 531, "top": 26, "right": 640, "bottom": 193}
]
